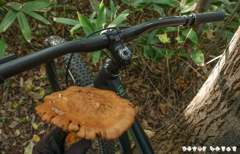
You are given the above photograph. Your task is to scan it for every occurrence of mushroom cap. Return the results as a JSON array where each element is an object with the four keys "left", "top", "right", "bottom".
[{"left": 35, "top": 86, "right": 136, "bottom": 141}]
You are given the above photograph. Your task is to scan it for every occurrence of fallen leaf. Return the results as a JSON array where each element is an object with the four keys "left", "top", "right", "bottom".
[
  {"left": 32, "top": 123, "right": 38, "bottom": 130},
  {"left": 13, "top": 102, "right": 19, "bottom": 108},
  {"left": 153, "top": 90, "right": 160, "bottom": 95},
  {"left": 40, "top": 66, "right": 46, "bottom": 77},
  {"left": 27, "top": 91, "right": 40, "bottom": 100},
  {"left": 9, "top": 121, "right": 19, "bottom": 128},
  {"left": 39, "top": 91, "right": 45, "bottom": 99},
  {"left": 132, "top": 82, "right": 140, "bottom": 91},
  {"left": 144, "top": 130, "right": 155, "bottom": 139},
  {"left": 177, "top": 76, "right": 184, "bottom": 84},
  {"left": 25, "top": 78, "right": 33, "bottom": 87},
  {"left": 20, "top": 78, "right": 24, "bottom": 87},
  {"left": 160, "top": 104, "right": 167, "bottom": 115},
  {"left": 11, "top": 83, "right": 18, "bottom": 88},
  {"left": 33, "top": 135, "right": 41, "bottom": 143},
  {"left": 15, "top": 129, "right": 21, "bottom": 136},
  {"left": 168, "top": 97, "right": 173, "bottom": 105},
  {"left": 38, "top": 130, "right": 46, "bottom": 135},
  {"left": 24, "top": 142, "right": 35, "bottom": 154}
]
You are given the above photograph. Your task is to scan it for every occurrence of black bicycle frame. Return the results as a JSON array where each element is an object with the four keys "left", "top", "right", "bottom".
[{"left": 94, "top": 59, "right": 154, "bottom": 154}]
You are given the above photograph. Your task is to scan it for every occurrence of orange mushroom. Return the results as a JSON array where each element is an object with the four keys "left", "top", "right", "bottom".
[{"left": 35, "top": 86, "right": 136, "bottom": 141}]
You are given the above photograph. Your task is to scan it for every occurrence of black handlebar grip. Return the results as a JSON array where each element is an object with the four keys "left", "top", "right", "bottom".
[{"left": 194, "top": 11, "right": 225, "bottom": 24}]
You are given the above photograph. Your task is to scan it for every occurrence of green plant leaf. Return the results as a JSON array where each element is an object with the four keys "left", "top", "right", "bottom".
[
  {"left": 7, "top": 2, "right": 22, "bottom": 10},
  {"left": 181, "top": 3, "right": 196, "bottom": 13},
  {"left": 93, "top": 51, "right": 101, "bottom": 65},
  {"left": 147, "top": 28, "right": 162, "bottom": 44},
  {"left": 13, "top": 102, "right": 19, "bottom": 108},
  {"left": 96, "top": 2, "right": 106, "bottom": 30},
  {"left": 108, "top": 9, "right": 132, "bottom": 27},
  {"left": 39, "top": 90, "right": 45, "bottom": 99},
  {"left": 190, "top": 49, "right": 204, "bottom": 66},
  {"left": 157, "top": 33, "right": 171, "bottom": 44},
  {"left": 19, "top": 118, "right": 29, "bottom": 123},
  {"left": 135, "top": 0, "right": 151, "bottom": 10},
  {"left": 182, "top": 28, "right": 198, "bottom": 43},
  {"left": 78, "top": 13, "right": 95, "bottom": 36},
  {"left": 53, "top": 17, "right": 79, "bottom": 26},
  {"left": 144, "top": 46, "right": 156, "bottom": 58},
  {"left": 168, "top": 50, "right": 177, "bottom": 57},
  {"left": 50, "top": 5, "right": 75, "bottom": 10},
  {"left": 163, "top": 27, "right": 178, "bottom": 32},
  {"left": 152, "top": 0, "right": 174, "bottom": 6},
  {"left": 109, "top": 0, "right": 120, "bottom": 19},
  {"left": 152, "top": 46, "right": 168, "bottom": 57},
  {"left": 179, "top": 53, "right": 189, "bottom": 59},
  {"left": 22, "top": 1, "right": 49, "bottom": 10},
  {"left": 175, "top": 35, "right": 185, "bottom": 44},
  {"left": 1, "top": 117, "right": 6, "bottom": 122},
  {"left": 0, "top": 35, "right": 5, "bottom": 58},
  {"left": 17, "top": 11, "right": 31, "bottom": 42},
  {"left": 0, "top": 1, "right": 7, "bottom": 7},
  {"left": 70, "top": 24, "right": 82, "bottom": 35},
  {"left": 0, "top": 10, "right": 18, "bottom": 32},
  {"left": 21, "top": 8, "right": 49, "bottom": 24},
  {"left": 149, "top": 4, "right": 164, "bottom": 16},
  {"left": 122, "top": 0, "right": 134, "bottom": 7}
]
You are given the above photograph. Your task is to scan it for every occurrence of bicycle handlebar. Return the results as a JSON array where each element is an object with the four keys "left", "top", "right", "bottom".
[{"left": 0, "top": 11, "right": 225, "bottom": 84}]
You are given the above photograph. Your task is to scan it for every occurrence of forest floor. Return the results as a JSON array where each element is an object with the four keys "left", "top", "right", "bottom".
[{"left": 0, "top": 0, "right": 234, "bottom": 153}]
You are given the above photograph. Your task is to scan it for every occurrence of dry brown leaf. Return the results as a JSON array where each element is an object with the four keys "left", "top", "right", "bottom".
[
  {"left": 144, "top": 130, "right": 155, "bottom": 139},
  {"left": 33, "top": 135, "right": 41, "bottom": 143},
  {"left": 15, "top": 129, "right": 20, "bottom": 136},
  {"left": 177, "top": 76, "right": 184, "bottom": 84},
  {"left": 160, "top": 104, "right": 167, "bottom": 115},
  {"left": 132, "top": 82, "right": 140, "bottom": 91},
  {"left": 20, "top": 78, "right": 24, "bottom": 87},
  {"left": 40, "top": 66, "right": 46, "bottom": 77},
  {"left": 27, "top": 91, "right": 40, "bottom": 100},
  {"left": 168, "top": 97, "right": 173, "bottom": 105},
  {"left": 38, "top": 130, "right": 47, "bottom": 135}
]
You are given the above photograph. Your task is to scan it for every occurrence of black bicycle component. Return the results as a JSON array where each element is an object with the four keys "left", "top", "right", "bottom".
[
  {"left": 105, "top": 28, "right": 132, "bottom": 70},
  {"left": 194, "top": 11, "right": 225, "bottom": 24},
  {"left": 0, "top": 54, "right": 18, "bottom": 65}
]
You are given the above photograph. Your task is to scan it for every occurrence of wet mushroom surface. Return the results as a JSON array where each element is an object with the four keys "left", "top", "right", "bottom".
[{"left": 35, "top": 86, "right": 136, "bottom": 141}]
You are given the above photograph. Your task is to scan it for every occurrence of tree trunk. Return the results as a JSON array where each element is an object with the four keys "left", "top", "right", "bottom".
[{"left": 151, "top": 27, "right": 240, "bottom": 153}]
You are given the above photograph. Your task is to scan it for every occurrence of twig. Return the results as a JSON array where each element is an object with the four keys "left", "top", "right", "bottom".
[
  {"left": 209, "top": 0, "right": 240, "bottom": 52},
  {"left": 176, "top": 28, "right": 193, "bottom": 62},
  {"left": 179, "top": 57, "right": 206, "bottom": 80},
  {"left": 137, "top": 10, "right": 144, "bottom": 24},
  {"left": 148, "top": 78, "right": 180, "bottom": 115}
]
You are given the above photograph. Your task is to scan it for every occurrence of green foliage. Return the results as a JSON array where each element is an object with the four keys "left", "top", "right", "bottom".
[
  {"left": 19, "top": 118, "right": 29, "bottom": 123},
  {"left": 127, "top": 129, "right": 133, "bottom": 140},
  {"left": 47, "top": 89, "right": 53, "bottom": 94},
  {"left": 1, "top": 117, "right": 6, "bottom": 122},
  {"left": 157, "top": 33, "right": 171, "bottom": 44},
  {"left": 122, "top": 0, "right": 176, "bottom": 16},
  {"left": 0, "top": 35, "right": 5, "bottom": 57},
  {"left": 57, "top": 68, "right": 63, "bottom": 78},
  {"left": 3, "top": 80, "right": 10, "bottom": 87},
  {"left": 0, "top": 1, "right": 51, "bottom": 42},
  {"left": 190, "top": 49, "right": 204, "bottom": 66},
  {"left": 13, "top": 102, "right": 19, "bottom": 108},
  {"left": 54, "top": 1, "right": 131, "bottom": 65}
]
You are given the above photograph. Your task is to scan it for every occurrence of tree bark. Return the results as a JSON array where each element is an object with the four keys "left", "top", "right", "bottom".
[{"left": 151, "top": 27, "right": 240, "bottom": 153}]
